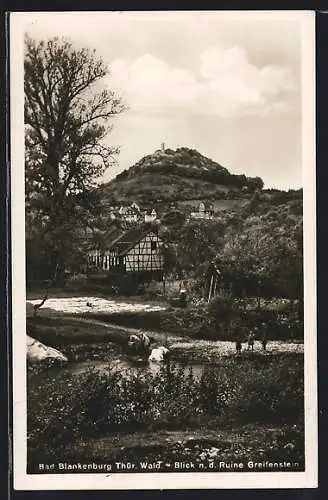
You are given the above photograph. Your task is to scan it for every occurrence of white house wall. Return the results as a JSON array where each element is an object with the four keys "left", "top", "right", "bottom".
[
  {"left": 88, "top": 232, "right": 164, "bottom": 273},
  {"left": 125, "top": 233, "right": 164, "bottom": 272}
]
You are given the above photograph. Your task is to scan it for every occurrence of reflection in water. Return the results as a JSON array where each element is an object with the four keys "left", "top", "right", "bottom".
[
  {"left": 36, "top": 353, "right": 207, "bottom": 383},
  {"left": 65, "top": 356, "right": 206, "bottom": 380}
]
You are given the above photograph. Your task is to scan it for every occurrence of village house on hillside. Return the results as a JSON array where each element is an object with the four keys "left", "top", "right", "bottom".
[
  {"left": 109, "top": 202, "right": 158, "bottom": 224},
  {"left": 144, "top": 208, "right": 157, "bottom": 223},
  {"left": 118, "top": 204, "right": 141, "bottom": 222},
  {"left": 87, "top": 225, "right": 164, "bottom": 281},
  {"left": 191, "top": 201, "right": 214, "bottom": 220}
]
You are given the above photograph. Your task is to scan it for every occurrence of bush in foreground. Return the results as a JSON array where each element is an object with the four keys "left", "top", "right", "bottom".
[{"left": 27, "top": 354, "right": 303, "bottom": 451}]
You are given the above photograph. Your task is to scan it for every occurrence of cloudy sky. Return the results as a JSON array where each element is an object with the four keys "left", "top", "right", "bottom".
[{"left": 23, "top": 11, "right": 307, "bottom": 189}]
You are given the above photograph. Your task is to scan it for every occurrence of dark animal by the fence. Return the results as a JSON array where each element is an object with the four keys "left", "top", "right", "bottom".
[{"left": 127, "top": 332, "right": 152, "bottom": 356}]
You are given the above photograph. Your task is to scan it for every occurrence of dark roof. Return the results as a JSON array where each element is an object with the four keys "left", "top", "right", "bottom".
[
  {"left": 86, "top": 223, "right": 125, "bottom": 251},
  {"left": 109, "top": 224, "right": 159, "bottom": 256},
  {"left": 103, "top": 224, "right": 124, "bottom": 244},
  {"left": 103, "top": 226, "right": 125, "bottom": 247}
]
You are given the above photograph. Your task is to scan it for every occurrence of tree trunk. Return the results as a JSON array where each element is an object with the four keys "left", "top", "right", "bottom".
[
  {"left": 256, "top": 279, "right": 262, "bottom": 313},
  {"left": 257, "top": 296, "right": 261, "bottom": 311},
  {"left": 33, "top": 260, "right": 60, "bottom": 317},
  {"left": 162, "top": 276, "right": 166, "bottom": 297}
]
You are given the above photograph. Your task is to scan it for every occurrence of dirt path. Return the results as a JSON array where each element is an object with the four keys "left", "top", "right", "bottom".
[
  {"left": 66, "top": 315, "right": 186, "bottom": 343},
  {"left": 39, "top": 314, "right": 303, "bottom": 359}
]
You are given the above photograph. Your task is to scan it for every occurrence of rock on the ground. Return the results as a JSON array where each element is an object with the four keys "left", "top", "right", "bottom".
[{"left": 27, "top": 335, "right": 68, "bottom": 363}]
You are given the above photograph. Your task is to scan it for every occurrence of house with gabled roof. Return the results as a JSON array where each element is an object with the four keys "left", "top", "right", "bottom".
[
  {"left": 144, "top": 208, "right": 157, "bottom": 223},
  {"left": 130, "top": 202, "right": 140, "bottom": 211},
  {"left": 107, "top": 225, "right": 164, "bottom": 279},
  {"left": 88, "top": 224, "right": 164, "bottom": 281},
  {"left": 191, "top": 201, "right": 214, "bottom": 220}
]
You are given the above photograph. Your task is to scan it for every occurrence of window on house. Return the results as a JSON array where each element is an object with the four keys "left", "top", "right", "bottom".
[{"left": 151, "top": 241, "right": 157, "bottom": 251}]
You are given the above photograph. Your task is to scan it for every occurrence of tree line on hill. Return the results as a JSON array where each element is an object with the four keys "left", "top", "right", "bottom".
[{"left": 115, "top": 150, "right": 264, "bottom": 192}]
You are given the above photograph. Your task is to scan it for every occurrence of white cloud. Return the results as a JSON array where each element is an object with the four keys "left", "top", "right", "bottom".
[
  {"left": 108, "top": 45, "right": 297, "bottom": 118},
  {"left": 110, "top": 55, "right": 199, "bottom": 112}
]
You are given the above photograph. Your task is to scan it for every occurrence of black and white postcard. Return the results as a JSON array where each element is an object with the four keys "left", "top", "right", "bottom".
[{"left": 10, "top": 10, "right": 317, "bottom": 490}]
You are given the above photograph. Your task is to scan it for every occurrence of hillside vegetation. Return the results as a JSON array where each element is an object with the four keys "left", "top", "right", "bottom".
[
  {"left": 86, "top": 148, "right": 303, "bottom": 305},
  {"left": 99, "top": 147, "right": 264, "bottom": 206}
]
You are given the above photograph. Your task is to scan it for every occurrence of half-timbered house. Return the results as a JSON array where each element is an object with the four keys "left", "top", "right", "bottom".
[
  {"left": 107, "top": 226, "right": 164, "bottom": 280},
  {"left": 130, "top": 202, "right": 140, "bottom": 211},
  {"left": 88, "top": 225, "right": 164, "bottom": 282}
]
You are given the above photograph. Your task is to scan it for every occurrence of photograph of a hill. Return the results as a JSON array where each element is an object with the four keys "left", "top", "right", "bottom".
[
  {"left": 101, "top": 146, "right": 265, "bottom": 204},
  {"left": 10, "top": 10, "right": 317, "bottom": 491}
]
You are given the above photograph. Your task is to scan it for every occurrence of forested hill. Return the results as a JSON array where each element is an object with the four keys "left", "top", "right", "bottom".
[{"left": 98, "top": 147, "right": 265, "bottom": 206}]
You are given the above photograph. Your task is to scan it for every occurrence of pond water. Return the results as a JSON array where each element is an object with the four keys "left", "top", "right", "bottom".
[
  {"left": 45, "top": 354, "right": 207, "bottom": 381},
  {"left": 28, "top": 348, "right": 211, "bottom": 391},
  {"left": 29, "top": 332, "right": 304, "bottom": 389}
]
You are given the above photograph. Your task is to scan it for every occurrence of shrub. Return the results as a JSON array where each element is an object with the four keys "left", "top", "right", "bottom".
[
  {"left": 65, "top": 273, "right": 88, "bottom": 291},
  {"left": 207, "top": 297, "right": 303, "bottom": 341},
  {"left": 27, "top": 354, "right": 303, "bottom": 453},
  {"left": 227, "top": 355, "right": 304, "bottom": 425},
  {"left": 208, "top": 296, "right": 239, "bottom": 323}
]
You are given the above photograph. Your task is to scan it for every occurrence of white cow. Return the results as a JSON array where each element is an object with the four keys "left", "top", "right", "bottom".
[
  {"left": 27, "top": 335, "right": 68, "bottom": 363},
  {"left": 148, "top": 346, "right": 169, "bottom": 362}
]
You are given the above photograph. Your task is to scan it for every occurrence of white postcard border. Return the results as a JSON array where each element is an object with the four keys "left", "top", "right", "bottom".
[{"left": 10, "top": 10, "right": 317, "bottom": 490}]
